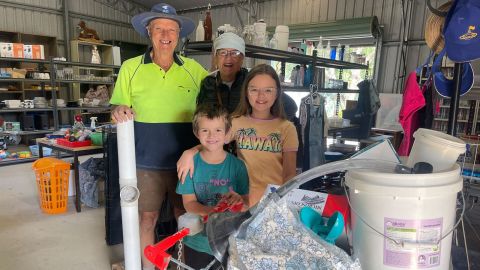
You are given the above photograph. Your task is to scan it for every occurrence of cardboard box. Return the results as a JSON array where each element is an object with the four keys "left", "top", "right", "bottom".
[
  {"left": 113, "top": 46, "right": 121, "bottom": 66},
  {"left": 12, "top": 43, "right": 24, "bottom": 58},
  {"left": 23, "top": 45, "right": 32, "bottom": 59},
  {"left": 4, "top": 122, "right": 21, "bottom": 131},
  {"left": 0, "top": 43, "right": 13, "bottom": 57},
  {"left": 31, "top": 45, "right": 45, "bottom": 59},
  {"left": 0, "top": 43, "right": 24, "bottom": 58},
  {"left": 11, "top": 68, "right": 27, "bottom": 78}
]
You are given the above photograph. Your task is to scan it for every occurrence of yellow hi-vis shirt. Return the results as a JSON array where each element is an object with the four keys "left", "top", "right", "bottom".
[{"left": 110, "top": 51, "right": 208, "bottom": 169}]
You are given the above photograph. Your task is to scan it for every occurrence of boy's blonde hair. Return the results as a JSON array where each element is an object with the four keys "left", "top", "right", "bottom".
[{"left": 193, "top": 104, "right": 232, "bottom": 135}]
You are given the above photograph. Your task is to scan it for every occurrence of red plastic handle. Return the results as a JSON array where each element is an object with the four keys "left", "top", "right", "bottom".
[
  {"left": 144, "top": 228, "right": 190, "bottom": 270},
  {"left": 203, "top": 201, "right": 244, "bottom": 222}
]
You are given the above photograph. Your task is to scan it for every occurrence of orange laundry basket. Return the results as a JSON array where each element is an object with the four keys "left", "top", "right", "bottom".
[{"left": 32, "top": 157, "right": 71, "bottom": 214}]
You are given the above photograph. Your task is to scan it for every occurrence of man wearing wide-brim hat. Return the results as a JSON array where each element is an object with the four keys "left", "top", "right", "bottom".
[{"left": 110, "top": 3, "right": 208, "bottom": 269}]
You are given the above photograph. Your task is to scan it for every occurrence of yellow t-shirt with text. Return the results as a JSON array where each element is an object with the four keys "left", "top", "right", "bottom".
[{"left": 231, "top": 115, "right": 298, "bottom": 204}]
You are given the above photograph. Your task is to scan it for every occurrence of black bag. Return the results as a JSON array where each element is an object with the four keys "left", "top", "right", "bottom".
[
  {"left": 104, "top": 129, "right": 123, "bottom": 246},
  {"left": 155, "top": 197, "right": 178, "bottom": 245}
]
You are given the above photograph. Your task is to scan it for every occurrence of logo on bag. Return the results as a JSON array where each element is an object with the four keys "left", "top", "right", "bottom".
[
  {"left": 459, "top": 25, "right": 478, "bottom": 40},
  {"left": 300, "top": 195, "right": 325, "bottom": 205}
]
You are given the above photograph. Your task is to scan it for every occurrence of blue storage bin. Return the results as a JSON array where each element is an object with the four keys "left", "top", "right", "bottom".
[{"left": 29, "top": 145, "right": 53, "bottom": 157}]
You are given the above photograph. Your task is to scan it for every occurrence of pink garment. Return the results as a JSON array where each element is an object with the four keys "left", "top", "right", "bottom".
[{"left": 398, "top": 72, "right": 426, "bottom": 156}]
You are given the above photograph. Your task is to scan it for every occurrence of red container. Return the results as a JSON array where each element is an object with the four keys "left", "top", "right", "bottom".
[{"left": 56, "top": 138, "right": 92, "bottom": 148}]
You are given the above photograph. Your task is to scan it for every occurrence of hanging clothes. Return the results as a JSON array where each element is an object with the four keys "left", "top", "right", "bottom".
[
  {"left": 418, "top": 77, "right": 434, "bottom": 129},
  {"left": 300, "top": 93, "right": 326, "bottom": 171},
  {"left": 398, "top": 72, "right": 426, "bottom": 156}
]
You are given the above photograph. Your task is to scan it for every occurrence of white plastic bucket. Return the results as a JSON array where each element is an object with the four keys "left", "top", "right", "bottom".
[
  {"left": 407, "top": 128, "right": 465, "bottom": 172},
  {"left": 275, "top": 25, "right": 289, "bottom": 51},
  {"left": 345, "top": 165, "right": 462, "bottom": 270},
  {"left": 253, "top": 21, "right": 267, "bottom": 34}
]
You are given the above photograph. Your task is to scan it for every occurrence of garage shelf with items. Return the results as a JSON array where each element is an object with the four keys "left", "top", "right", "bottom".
[
  {"left": 52, "top": 59, "right": 118, "bottom": 127},
  {"left": 0, "top": 32, "right": 120, "bottom": 165},
  {"left": 432, "top": 96, "right": 480, "bottom": 136},
  {"left": 1, "top": 32, "right": 58, "bottom": 161},
  {"left": 54, "top": 40, "right": 118, "bottom": 127}
]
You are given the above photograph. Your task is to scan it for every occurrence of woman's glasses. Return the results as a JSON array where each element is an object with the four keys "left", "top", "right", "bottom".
[
  {"left": 247, "top": 87, "right": 277, "bottom": 97},
  {"left": 216, "top": 50, "right": 243, "bottom": 58}
]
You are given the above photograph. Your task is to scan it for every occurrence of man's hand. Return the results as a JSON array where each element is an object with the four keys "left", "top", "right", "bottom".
[
  {"left": 111, "top": 105, "right": 135, "bottom": 123},
  {"left": 176, "top": 148, "right": 199, "bottom": 184}
]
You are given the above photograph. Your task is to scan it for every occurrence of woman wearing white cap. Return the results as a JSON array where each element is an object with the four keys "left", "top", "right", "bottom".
[
  {"left": 197, "top": 32, "right": 298, "bottom": 118},
  {"left": 196, "top": 32, "right": 248, "bottom": 113}
]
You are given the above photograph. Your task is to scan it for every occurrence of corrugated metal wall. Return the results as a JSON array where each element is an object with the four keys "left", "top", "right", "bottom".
[
  {"left": 0, "top": 0, "right": 445, "bottom": 93},
  {"left": 0, "top": 0, "right": 147, "bottom": 57}
]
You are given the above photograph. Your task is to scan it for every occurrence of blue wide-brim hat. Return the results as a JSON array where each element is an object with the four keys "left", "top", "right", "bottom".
[
  {"left": 131, "top": 3, "right": 195, "bottom": 38},
  {"left": 433, "top": 49, "right": 474, "bottom": 98}
]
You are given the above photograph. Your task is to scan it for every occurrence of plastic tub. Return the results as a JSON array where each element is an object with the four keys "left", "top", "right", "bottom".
[
  {"left": 56, "top": 138, "right": 92, "bottom": 148},
  {"left": 29, "top": 145, "right": 53, "bottom": 156},
  {"left": 89, "top": 132, "right": 104, "bottom": 146},
  {"left": 345, "top": 165, "right": 462, "bottom": 269},
  {"left": 407, "top": 128, "right": 465, "bottom": 172}
]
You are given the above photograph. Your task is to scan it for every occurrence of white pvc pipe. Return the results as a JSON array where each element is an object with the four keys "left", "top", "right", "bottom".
[{"left": 117, "top": 120, "right": 141, "bottom": 270}]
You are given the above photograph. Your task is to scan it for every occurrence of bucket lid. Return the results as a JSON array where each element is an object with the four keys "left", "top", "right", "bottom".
[{"left": 413, "top": 128, "right": 465, "bottom": 150}]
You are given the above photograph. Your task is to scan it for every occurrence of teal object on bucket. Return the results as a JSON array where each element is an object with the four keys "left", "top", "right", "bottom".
[{"left": 300, "top": 207, "right": 344, "bottom": 244}]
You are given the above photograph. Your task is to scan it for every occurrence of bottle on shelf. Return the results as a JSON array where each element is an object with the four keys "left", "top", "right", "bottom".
[
  {"left": 325, "top": 41, "right": 331, "bottom": 59},
  {"left": 300, "top": 39, "right": 307, "bottom": 55},
  {"left": 307, "top": 41, "right": 315, "bottom": 56},
  {"left": 339, "top": 45, "right": 345, "bottom": 61},
  {"left": 344, "top": 45, "right": 350, "bottom": 62},
  {"left": 269, "top": 34, "right": 278, "bottom": 49},
  {"left": 336, "top": 43, "right": 342, "bottom": 60},
  {"left": 196, "top": 19, "right": 205, "bottom": 41},
  {"left": 317, "top": 36, "right": 323, "bottom": 57},
  {"left": 330, "top": 44, "right": 336, "bottom": 60},
  {"left": 204, "top": 10, "right": 213, "bottom": 41}
]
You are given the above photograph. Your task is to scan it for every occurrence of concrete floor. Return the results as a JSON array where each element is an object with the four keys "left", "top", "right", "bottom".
[
  {"left": 0, "top": 156, "right": 123, "bottom": 270},
  {"left": 1, "top": 156, "right": 479, "bottom": 270}
]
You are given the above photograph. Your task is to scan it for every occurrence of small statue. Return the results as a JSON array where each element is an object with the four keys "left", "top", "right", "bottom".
[
  {"left": 91, "top": 45, "right": 101, "bottom": 64},
  {"left": 77, "top": 21, "right": 103, "bottom": 43},
  {"left": 72, "top": 115, "right": 86, "bottom": 135}
]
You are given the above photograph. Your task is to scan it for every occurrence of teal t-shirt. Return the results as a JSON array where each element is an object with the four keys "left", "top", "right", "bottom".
[{"left": 176, "top": 152, "right": 249, "bottom": 254}]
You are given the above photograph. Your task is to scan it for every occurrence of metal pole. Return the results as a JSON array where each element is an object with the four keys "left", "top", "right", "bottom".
[
  {"left": 62, "top": 0, "right": 71, "bottom": 60},
  {"left": 447, "top": 63, "right": 463, "bottom": 136}
]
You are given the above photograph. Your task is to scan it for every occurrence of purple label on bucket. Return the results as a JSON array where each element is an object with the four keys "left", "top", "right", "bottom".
[{"left": 383, "top": 217, "right": 442, "bottom": 268}]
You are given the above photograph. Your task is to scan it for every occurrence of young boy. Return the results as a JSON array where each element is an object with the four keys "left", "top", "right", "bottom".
[{"left": 176, "top": 104, "right": 249, "bottom": 268}]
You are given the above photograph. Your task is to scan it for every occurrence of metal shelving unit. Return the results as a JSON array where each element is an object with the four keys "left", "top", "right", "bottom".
[
  {"left": 283, "top": 85, "right": 360, "bottom": 93},
  {"left": 185, "top": 41, "right": 368, "bottom": 70},
  {"left": 0, "top": 55, "right": 119, "bottom": 166}
]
